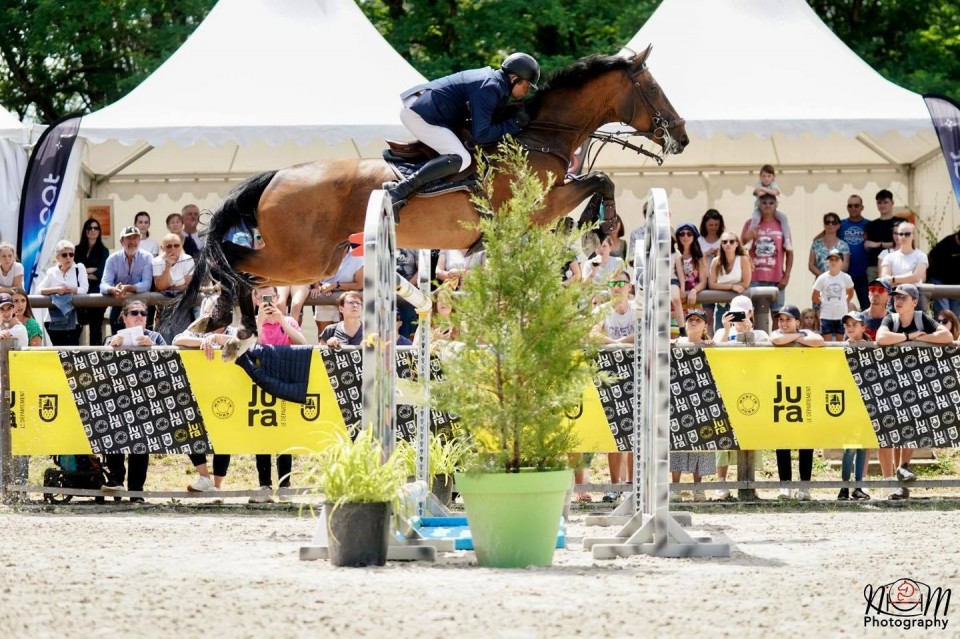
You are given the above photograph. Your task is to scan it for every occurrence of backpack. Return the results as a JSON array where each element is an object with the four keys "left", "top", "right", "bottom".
[
  {"left": 42, "top": 455, "right": 107, "bottom": 504},
  {"left": 891, "top": 311, "right": 925, "bottom": 333}
]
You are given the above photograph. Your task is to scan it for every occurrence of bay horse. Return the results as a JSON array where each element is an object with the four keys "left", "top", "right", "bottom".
[{"left": 170, "top": 46, "right": 687, "bottom": 336}]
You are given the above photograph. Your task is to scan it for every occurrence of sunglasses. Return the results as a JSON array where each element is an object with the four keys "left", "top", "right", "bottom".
[
  {"left": 125, "top": 310, "right": 148, "bottom": 317},
  {"left": 938, "top": 317, "right": 950, "bottom": 324},
  {"left": 163, "top": 243, "right": 181, "bottom": 249},
  {"left": 868, "top": 286, "right": 888, "bottom": 293},
  {"left": 677, "top": 231, "right": 694, "bottom": 238},
  {"left": 608, "top": 281, "right": 629, "bottom": 288},
  {"left": 846, "top": 203, "right": 862, "bottom": 208},
  {"left": 895, "top": 232, "right": 913, "bottom": 237},
  {"left": 59, "top": 252, "right": 74, "bottom": 258},
  {"left": 721, "top": 239, "right": 738, "bottom": 245},
  {"left": 759, "top": 199, "right": 776, "bottom": 205},
  {"left": 86, "top": 226, "right": 100, "bottom": 231},
  {"left": 824, "top": 220, "right": 841, "bottom": 226}
]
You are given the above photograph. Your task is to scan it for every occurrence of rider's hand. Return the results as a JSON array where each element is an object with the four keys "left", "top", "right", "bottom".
[{"left": 514, "top": 111, "right": 531, "bottom": 129}]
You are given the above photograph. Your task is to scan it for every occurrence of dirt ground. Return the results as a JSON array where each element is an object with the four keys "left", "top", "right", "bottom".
[{"left": 0, "top": 505, "right": 956, "bottom": 638}]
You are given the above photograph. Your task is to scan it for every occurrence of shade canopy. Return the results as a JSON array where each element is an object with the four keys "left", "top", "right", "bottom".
[
  {"left": 79, "top": 0, "right": 427, "bottom": 180},
  {"left": 0, "top": 105, "right": 27, "bottom": 143}
]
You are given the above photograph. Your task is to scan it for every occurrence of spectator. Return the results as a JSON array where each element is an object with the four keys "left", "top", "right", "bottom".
[
  {"left": 676, "top": 223, "right": 706, "bottom": 311},
  {"left": 714, "top": 295, "right": 771, "bottom": 346},
  {"left": 698, "top": 209, "right": 725, "bottom": 268},
  {"left": 590, "top": 269, "right": 636, "bottom": 502},
  {"left": 101, "top": 226, "right": 153, "bottom": 335},
  {"left": 935, "top": 309, "right": 960, "bottom": 341},
  {"left": 11, "top": 287, "right": 42, "bottom": 346},
  {"left": 319, "top": 291, "right": 364, "bottom": 348},
  {"left": 876, "top": 283, "right": 953, "bottom": 500},
  {"left": 600, "top": 216, "right": 627, "bottom": 261},
  {"left": 248, "top": 286, "right": 305, "bottom": 504},
  {"left": 864, "top": 189, "right": 908, "bottom": 281},
  {"left": 38, "top": 240, "right": 88, "bottom": 346},
  {"left": 172, "top": 324, "right": 236, "bottom": 500},
  {"left": 153, "top": 233, "right": 195, "bottom": 293},
  {"left": 770, "top": 305, "right": 824, "bottom": 501},
  {"left": 276, "top": 285, "right": 311, "bottom": 331},
  {"left": 880, "top": 222, "right": 927, "bottom": 289},
  {"left": 840, "top": 194, "right": 871, "bottom": 309},
  {"left": 808, "top": 212, "right": 850, "bottom": 277},
  {"left": 0, "top": 241, "right": 24, "bottom": 294},
  {"left": 74, "top": 218, "right": 110, "bottom": 346},
  {"left": 812, "top": 249, "right": 854, "bottom": 342},
  {"left": 741, "top": 193, "right": 792, "bottom": 311},
  {"left": 671, "top": 308, "right": 715, "bottom": 501},
  {"left": 800, "top": 308, "right": 819, "bottom": 333},
  {"left": 396, "top": 248, "right": 420, "bottom": 338},
  {"left": 708, "top": 231, "right": 751, "bottom": 332},
  {"left": 436, "top": 248, "right": 485, "bottom": 289},
  {"left": 668, "top": 235, "right": 686, "bottom": 337},
  {"left": 862, "top": 279, "right": 891, "bottom": 340},
  {"left": 747, "top": 164, "right": 793, "bottom": 250},
  {"left": 181, "top": 203, "right": 204, "bottom": 252},
  {"left": 102, "top": 299, "right": 165, "bottom": 502},
  {"left": 927, "top": 229, "right": 960, "bottom": 317},
  {"left": 135, "top": 211, "right": 159, "bottom": 256},
  {"left": 311, "top": 247, "right": 363, "bottom": 334},
  {"left": 166, "top": 212, "right": 184, "bottom": 236},
  {"left": 0, "top": 293, "right": 28, "bottom": 347},
  {"left": 839, "top": 310, "right": 872, "bottom": 500}
]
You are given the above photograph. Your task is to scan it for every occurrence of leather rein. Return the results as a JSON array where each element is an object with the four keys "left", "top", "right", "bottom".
[{"left": 520, "top": 65, "right": 681, "bottom": 169}]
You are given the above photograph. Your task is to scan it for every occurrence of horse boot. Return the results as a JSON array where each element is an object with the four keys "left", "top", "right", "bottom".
[{"left": 384, "top": 153, "right": 462, "bottom": 222}]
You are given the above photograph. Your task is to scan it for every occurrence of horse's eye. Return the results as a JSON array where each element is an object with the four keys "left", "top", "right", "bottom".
[{"left": 648, "top": 84, "right": 660, "bottom": 96}]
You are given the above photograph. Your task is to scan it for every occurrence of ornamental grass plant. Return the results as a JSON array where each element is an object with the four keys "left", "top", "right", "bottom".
[{"left": 432, "top": 140, "right": 602, "bottom": 473}]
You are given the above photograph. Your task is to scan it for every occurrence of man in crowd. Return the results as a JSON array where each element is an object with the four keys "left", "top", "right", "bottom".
[
  {"left": 840, "top": 194, "right": 871, "bottom": 309},
  {"left": 927, "top": 228, "right": 960, "bottom": 317},
  {"left": 876, "top": 283, "right": 953, "bottom": 500},
  {"left": 102, "top": 299, "right": 166, "bottom": 502},
  {"left": 862, "top": 279, "right": 891, "bottom": 340},
  {"left": 100, "top": 226, "right": 153, "bottom": 335},
  {"left": 864, "top": 189, "right": 908, "bottom": 281},
  {"left": 741, "top": 193, "right": 792, "bottom": 311},
  {"left": 181, "top": 203, "right": 203, "bottom": 258}
]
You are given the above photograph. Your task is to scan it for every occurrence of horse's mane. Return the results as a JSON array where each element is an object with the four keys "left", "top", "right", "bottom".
[{"left": 526, "top": 54, "right": 631, "bottom": 116}]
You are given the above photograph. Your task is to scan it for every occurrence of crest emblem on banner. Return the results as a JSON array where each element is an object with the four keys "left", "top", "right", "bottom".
[
  {"left": 38, "top": 394, "right": 58, "bottom": 422},
  {"left": 301, "top": 394, "right": 320, "bottom": 421},
  {"left": 825, "top": 390, "right": 845, "bottom": 417}
]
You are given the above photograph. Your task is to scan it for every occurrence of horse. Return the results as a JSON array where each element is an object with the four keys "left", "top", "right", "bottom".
[{"left": 169, "top": 46, "right": 687, "bottom": 338}]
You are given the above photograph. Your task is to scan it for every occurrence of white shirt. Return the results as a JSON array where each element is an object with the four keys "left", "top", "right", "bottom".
[
  {"left": 603, "top": 304, "right": 637, "bottom": 339},
  {"left": 813, "top": 271, "right": 854, "bottom": 320},
  {"left": 0, "top": 262, "right": 24, "bottom": 287},
  {"left": 139, "top": 237, "right": 160, "bottom": 256},
  {"left": 321, "top": 253, "right": 364, "bottom": 286},
  {"left": 39, "top": 263, "right": 89, "bottom": 294},
  {"left": 152, "top": 252, "right": 195, "bottom": 287},
  {"left": 882, "top": 249, "right": 928, "bottom": 278},
  {"left": 0, "top": 321, "right": 28, "bottom": 348}
]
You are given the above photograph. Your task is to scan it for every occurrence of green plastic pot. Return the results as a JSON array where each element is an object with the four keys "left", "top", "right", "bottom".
[{"left": 455, "top": 469, "right": 572, "bottom": 568}]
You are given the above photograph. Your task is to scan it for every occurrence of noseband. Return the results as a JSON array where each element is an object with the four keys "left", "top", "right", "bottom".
[{"left": 623, "top": 65, "right": 685, "bottom": 159}]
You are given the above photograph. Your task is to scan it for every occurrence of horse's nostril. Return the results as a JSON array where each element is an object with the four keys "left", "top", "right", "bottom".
[{"left": 680, "top": 135, "right": 690, "bottom": 148}]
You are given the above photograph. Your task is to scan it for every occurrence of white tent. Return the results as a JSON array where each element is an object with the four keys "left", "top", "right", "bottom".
[
  {"left": 593, "top": 0, "right": 955, "bottom": 234},
  {"left": 78, "top": 0, "right": 426, "bottom": 213},
  {"left": 0, "top": 105, "right": 28, "bottom": 244}
]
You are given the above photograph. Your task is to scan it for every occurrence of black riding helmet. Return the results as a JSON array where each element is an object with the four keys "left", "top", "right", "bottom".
[{"left": 501, "top": 52, "right": 540, "bottom": 90}]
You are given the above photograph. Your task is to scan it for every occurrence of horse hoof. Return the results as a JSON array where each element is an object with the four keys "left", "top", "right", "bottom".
[
  {"left": 220, "top": 333, "right": 257, "bottom": 363},
  {"left": 186, "top": 316, "right": 210, "bottom": 335}
]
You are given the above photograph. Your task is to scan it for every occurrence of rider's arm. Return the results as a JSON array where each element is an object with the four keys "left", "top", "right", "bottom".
[{"left": 470, "top": 78, "right": 521, "bottom": 145}]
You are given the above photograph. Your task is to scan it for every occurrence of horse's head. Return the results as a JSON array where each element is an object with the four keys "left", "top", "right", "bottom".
[{"left": 618, "top": 45, "right": 688, "bottom": 156}]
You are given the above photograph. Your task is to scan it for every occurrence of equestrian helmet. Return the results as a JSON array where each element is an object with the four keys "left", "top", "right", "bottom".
[{"left": 501, "top": 53, "right": 540, "bottom": 90}]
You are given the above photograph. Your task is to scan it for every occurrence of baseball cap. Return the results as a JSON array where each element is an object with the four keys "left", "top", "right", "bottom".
[
  {"left": 119, "top": 226, "right": 140, "bottom": 238},
  {"left": 729, "top": 295, "right": 753, "bottom": 313},
  {"left": 826, "top": 248, "right": 843, "bottom": 259},
  {"left": 892, "top": 283, "right": 919, "bottom": 300},
  {"left": 842, "top": 310, "right": 866, "bottom": 324},
  {"left": 0, "top": 293, "right": 13, "bottom": 308},
  {"left": 775, "top": 305, "right": 802, "bottom": 321},
  {"left": 685, "top": 308, "right": 707, "bottom": 321},
  {"left": 868, "top": 279, "right": 892, "bottom": 293}
]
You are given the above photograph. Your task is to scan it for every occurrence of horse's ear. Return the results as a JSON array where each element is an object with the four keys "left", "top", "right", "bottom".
[{"left": 632, "top": 44, "right": 653, "bottom": 68}]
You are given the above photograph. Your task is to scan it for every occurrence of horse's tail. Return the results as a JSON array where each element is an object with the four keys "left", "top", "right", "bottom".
[{"left": 165, "top": 170, "right": 278, "bottom": 332}]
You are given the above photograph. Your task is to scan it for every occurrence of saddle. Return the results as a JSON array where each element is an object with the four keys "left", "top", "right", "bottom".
[{"left": 382, "top": 140, "right": 480, "bottom": 198}]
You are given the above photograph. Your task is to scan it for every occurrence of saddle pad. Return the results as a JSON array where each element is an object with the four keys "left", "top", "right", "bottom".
[{"left": 383, "top": 150, "right": 479, "bottom": 197}]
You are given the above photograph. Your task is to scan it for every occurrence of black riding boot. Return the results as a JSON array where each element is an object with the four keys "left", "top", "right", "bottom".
[{"left": 384, "top": 154, "right": 462, "bottom": 220}]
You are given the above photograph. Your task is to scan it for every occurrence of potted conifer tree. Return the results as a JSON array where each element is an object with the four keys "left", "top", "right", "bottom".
[{"left": 432, "top": 141, "right": 602, "bottom": 567}]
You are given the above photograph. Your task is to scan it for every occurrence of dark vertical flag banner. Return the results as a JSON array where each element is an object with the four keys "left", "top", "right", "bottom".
[
  {"left": 17, "top": 114, "right": 83, "bottom": 292},
  {"left": 923, "top": 95, "right": 960, "bottom": 210}
]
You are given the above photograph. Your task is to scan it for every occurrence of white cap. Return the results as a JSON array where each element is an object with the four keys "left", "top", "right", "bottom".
[{"left": 730, "top": 295, "right": 753, "bottom": 313}]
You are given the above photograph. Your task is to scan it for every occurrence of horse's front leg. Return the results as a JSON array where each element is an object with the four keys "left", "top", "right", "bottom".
[{"left": 534, "top": 171, "right": 616, "bottom": 226}]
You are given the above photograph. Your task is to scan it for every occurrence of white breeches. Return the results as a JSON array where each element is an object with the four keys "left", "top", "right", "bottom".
[{"left": 399, "top": 100, "right": 471, "bottom": 171}]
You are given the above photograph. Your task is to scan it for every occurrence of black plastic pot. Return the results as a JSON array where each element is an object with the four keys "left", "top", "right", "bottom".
[
  {"left": 326, "top": 501, "right": 392, "bottom": 567},
  {"left": 431, "top": 474, "right": 453, "bottom": 506}
]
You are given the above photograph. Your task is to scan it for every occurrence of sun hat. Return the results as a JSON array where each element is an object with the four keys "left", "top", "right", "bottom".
[{"left": 729, "top": 295, "right": 753, "bottom": 313}]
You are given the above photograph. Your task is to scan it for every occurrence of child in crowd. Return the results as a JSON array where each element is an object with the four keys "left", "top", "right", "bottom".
[
  {"left": 800, "top": 308, "right": 819, "bottom": 333},
  {"left": 748, "top": 164, "right": 793, "bottom": 250},
  {"left": 812, "top": 248, "right": 855, "bottom": 342},
  {"left": 839, "top": 311, "right": 872, "bottom": 500}
]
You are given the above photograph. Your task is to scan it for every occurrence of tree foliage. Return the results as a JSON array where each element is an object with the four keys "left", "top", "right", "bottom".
[{"left": 0, "top": 0, "right": 215, "bottom": 121}]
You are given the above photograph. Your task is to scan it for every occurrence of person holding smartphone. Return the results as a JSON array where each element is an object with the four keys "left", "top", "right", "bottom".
[{"left": 714, "top": 295, "right": 770, "bottom": 345}]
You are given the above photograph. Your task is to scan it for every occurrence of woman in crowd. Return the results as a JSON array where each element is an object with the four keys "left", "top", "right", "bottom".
[
  {"left": 676, "top": 223, "right": 707, "bottom": 310},
  {"left": 11, "top": 287, "right": 42, "bottom": 346},
  {"left": 698, "top": 209, "right": 724, "bottom": 268},
  {"left": 600, "top": 216, "right": 627, "bottom": 261},
  {"left": 0, "top": 293, "right": 28, "bottom": 346},
  {"left": 436, "top": 248, "right": 486, "bottom": 289},
  {"left": 808, "top": 212, "right": 850, "bottom": 277},
  {"left": 880, "top": 222, "right": 927, "bottom": 286},
  {"left": 707, "top": 231, "right": 752, "bottom": 333},
  {"left": 135, "top": 211, "right": 160, "bottom": 256},
  {"left": 671, "top": 309, "right": 715, "bottom": 501},
  {"left": 0, "top": 242, "right": 24, "bottom": 294},
  {"left": 74, "top": 218, "right": 110, "bottom": 345},
  {"left": 276, "top": 284, "right": 311, "bottom": 328},
  {"left": 936, "top": 309, "right": 960, "bottom": 341},
  {"left": 582, "top": 234, "right": 626, "bottom": 287},
  {"left": 38, "top": 240, "right": 88, "bottom": 346}
]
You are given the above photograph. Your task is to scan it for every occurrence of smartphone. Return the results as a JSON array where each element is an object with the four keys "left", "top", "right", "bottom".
[
  {"left": 262, "top": 294, "right": 273, "bottom": 305},
  {"left": 727, "top": 310, "right": 746, "bottom": 322}
]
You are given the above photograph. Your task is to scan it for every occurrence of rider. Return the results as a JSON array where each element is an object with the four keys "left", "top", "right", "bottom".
[{"left": 385, "top": 52, "right": 540, "bottom": 215}]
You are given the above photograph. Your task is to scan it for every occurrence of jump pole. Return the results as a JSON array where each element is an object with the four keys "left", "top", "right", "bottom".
[{"left": 584, "top": 188, "right": 730, "bottom": 558}]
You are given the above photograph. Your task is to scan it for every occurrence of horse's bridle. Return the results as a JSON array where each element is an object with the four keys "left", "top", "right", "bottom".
[{"left": 520, "top": 63, "right": 683, "bottom": 170}]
